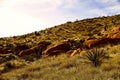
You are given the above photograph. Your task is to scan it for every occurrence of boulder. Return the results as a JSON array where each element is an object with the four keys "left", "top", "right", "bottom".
[
  {"left": 107, "top": 32, "right": 120, "bottom": 38},
  {"left": 112, "top": 26, "right": 120, "bottom": 32},
  {"left": 66, "top": 50, "right": 74, "bottom": 55},
  {"left": 18, "top": 48, "right": 35, "bottom": 57},
  {"left": 83, "top": 38, "right": 111, "bottom": 49},
  {"left": 0, "top": 47, "right": 12, "bottom": 54},
  {"left": 83, "top": 39, "right": 99, "bottom": 49},
  {"left": 80, "top": 50, "right": 87, "bottom": 57},
  {"left": 44, "top": 42, "right": 71, "bottom": 56},
  {"left": 18, "top": 41, "right": 51, "bottom": 57},
  {"left": 70, "top": 48, "right": 81, "bottom": 56},
  {"left": 14, "top": 45, "right": 29, "bottom": 54}
]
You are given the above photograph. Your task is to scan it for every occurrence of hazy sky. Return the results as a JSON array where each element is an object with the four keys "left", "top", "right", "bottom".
[{"left": 0, "top": 0, "right": 120, "bottom": 37}]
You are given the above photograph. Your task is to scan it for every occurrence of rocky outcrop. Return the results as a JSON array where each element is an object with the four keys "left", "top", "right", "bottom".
[
  {"left": 18, "top": 48, "right": 35, "bottom": 57},
  {"left": 14, "top": 45, "right": 29, "bottom": 54},
  {"left": 83, "top": 39, "right": 99, "bottom": 49},
  {"left": 44, "top": 42, "right": 71, "bottom": 56},
  {"left": 18, "top": 41, "right": 51, "bottom": 57},
  {"left": 107, "top": 32, "right": 120, "bottom": 38},
  {"left": 83, "top": 37, "right": 120, "bottom": 49},
  {"left": 16, "top": 27, "right": 120, "bottom": 57},
  {"left": 112, "top": 26, "right": 120, "bottom": 32},
  {"left": 0, "top": 47, "right": 12, "bottom": 54},
  {"left": 83, "top": 27, "right": 120, "bottom": 49}
]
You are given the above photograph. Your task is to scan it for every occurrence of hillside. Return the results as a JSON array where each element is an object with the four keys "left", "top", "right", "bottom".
[
  {"left": 0, "top": 14, "right": 120, "bottom": 80},
  {"left": 0, "top": 14, "right": 120, "bottom": 47}
]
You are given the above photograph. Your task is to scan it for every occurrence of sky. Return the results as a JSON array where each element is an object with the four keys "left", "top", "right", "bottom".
[{"left": 0, "top": 0, "right": 120, "bottom": 37}]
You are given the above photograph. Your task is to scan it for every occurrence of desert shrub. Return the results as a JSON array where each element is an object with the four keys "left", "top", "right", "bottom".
[
  {"left": 85, "top": 48, "right": 107, "bottom": 67},
  {"left": 0, "top": 54, "right": 17, "bottom": 64},
  {"left": 34, "top": 47, "right": 43, "bottom": 59},
  {"left": 34, "top": 31, "right": 41, "bottom": 36},
  {"left": 0, "top": 62, "right": 14, "bottom": 73},
  {"left": 67, "top": 39, "right": 84, "bottom": 50}
]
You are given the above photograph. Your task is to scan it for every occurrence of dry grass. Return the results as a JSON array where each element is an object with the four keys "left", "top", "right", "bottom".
[
  {"left": 107, "top": 45, "right": 120, "bottom": 55},
  {"left": 1, "top": 46, "right": 120, "bottom": 80}
]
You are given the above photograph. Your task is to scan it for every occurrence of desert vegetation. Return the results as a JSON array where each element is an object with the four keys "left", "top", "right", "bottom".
[{"left": 0, "top": 14, "right": 120, "bottom": 80}]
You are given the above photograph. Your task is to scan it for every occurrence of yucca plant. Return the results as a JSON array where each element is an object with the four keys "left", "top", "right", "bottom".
[{"left": 85, "top": 48, "right": 106, "bottom": 67}]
